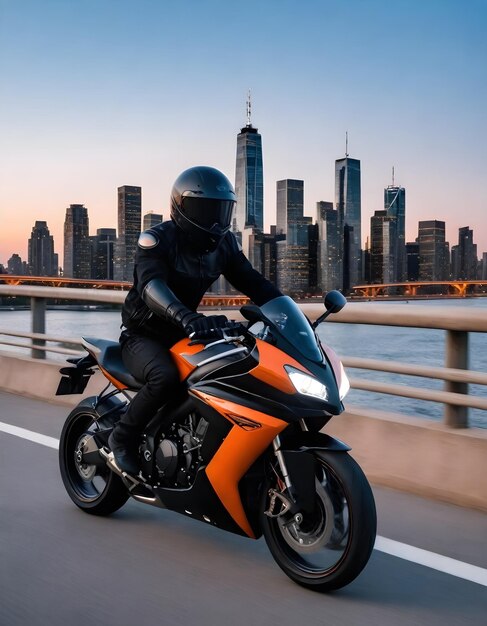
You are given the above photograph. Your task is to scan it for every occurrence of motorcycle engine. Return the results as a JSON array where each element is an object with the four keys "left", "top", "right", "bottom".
[{"left": 155, "top": 412, "right": 208, "bottom": 488}]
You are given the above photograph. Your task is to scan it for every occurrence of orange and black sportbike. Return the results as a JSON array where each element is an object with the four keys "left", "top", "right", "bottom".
[{"left": 58, "top": 291, "right": 376, "bottom": 591}]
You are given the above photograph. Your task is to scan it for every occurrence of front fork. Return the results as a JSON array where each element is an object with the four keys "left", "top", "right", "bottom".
[
  {"left": 272, "top": 435, "right": 293, "bottom": 491},
  {"left": 265, "top": 432, "right": 316, "bottom": 525}
]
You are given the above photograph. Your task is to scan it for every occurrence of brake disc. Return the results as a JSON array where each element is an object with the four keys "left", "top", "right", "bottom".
[
  {"left": 74, "top": 434, "right": 97, "bottom": 481},
  {"left": 277, "top": 479, "right": 335, "bottom": 553}
]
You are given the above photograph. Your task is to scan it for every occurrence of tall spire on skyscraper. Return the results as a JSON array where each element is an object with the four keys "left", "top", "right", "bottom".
[
  {"left": 246, "top": 89, "right": 252, "bottom": 127},
  {"left": 345, "top": 131, "right": 349, "bottom": 157},
  {"left": 235, "top": 91, "right": 264, "bottom": 245}
]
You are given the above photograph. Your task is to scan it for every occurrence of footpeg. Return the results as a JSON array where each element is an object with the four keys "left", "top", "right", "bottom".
[{"left": 101, "top": 448, "right": 145, "bottom": 490}]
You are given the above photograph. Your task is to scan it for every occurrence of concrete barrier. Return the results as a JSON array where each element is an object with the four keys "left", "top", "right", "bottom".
[
  {"left": 1, "top": 351, "right": 486, "bottom": 511},
  {"left": 0, "top": 351, "right": 106, "bottom": 407},
  {"left": 327, "top": 407, "right": 487, "bottom": 512}
]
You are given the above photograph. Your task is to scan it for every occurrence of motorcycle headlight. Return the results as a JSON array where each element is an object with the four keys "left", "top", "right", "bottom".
[
  {"left": 285, "top": 366, "right": 328, "bottom": 401},
  {"left": 339, "top": 363, "right": 350, "bottom": 401}
]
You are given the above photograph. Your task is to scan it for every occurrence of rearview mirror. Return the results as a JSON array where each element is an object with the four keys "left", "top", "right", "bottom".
[
  {"left": 311, "top": 290, "right": 347, "bottom": 329},
  {"left": 324, "top": 290, "right": 347, "bottom": 314}
]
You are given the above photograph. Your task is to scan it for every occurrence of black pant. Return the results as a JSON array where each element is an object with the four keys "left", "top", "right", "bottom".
[{"left": 119, "top": 332, "right": 180, "bottom": 430}]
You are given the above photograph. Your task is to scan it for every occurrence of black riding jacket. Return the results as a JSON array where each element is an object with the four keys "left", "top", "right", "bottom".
[{"left": 122, "top": 221, "right": 282, "bottom": 346}]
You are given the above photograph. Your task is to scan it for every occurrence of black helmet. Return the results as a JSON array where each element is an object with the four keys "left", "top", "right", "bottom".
[{"left": 170, "top": 166, "right": 236, "bottom": 253}]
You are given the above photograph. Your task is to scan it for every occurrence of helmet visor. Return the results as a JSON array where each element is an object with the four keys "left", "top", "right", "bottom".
[{"left": 181, "top": 197, "right": 235, "bottom": 230}]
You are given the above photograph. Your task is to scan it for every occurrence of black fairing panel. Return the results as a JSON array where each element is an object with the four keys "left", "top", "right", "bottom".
[
  {"left": 154, "top": 469, "right": 248, "bottom": 537},
  {"left": 191, "top": 380, "right": 298, "bottom": 422}
]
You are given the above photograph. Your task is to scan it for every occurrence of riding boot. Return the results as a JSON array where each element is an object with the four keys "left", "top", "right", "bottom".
[{"left": 108, "top": 422, "right": 141, "bottom": 475}]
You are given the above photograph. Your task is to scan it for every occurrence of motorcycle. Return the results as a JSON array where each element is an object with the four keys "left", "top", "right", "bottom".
[{"left": 57, "top": 291, "right": 376, "bottom": 592}]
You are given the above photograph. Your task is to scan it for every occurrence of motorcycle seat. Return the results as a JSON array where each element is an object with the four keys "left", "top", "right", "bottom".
[{"left": 81, "top": 337, "right": 144, "bottom": 390}]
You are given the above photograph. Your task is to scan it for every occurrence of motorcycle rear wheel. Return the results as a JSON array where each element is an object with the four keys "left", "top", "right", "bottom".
[
  {"left": 59, "top": 405, "right": 129, "bottom": 516},
  {"left": 261, "top": 450, "right": 376, "bottom": 591}
]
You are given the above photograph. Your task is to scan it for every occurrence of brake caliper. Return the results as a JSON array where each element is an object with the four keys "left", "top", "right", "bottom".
[{"left": 264, "top": 488, "right": 294, "bottom": 518}]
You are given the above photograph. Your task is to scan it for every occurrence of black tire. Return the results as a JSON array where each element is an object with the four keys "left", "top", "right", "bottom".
[
  {"left": 59, "top": 404, "right": 129, "bottom": 516},
  {"left": 261, "top": 450, "right": 376, "bottom": 592}
]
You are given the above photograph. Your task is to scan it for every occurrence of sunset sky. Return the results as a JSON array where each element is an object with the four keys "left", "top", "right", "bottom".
[{"left": 1, "top": 0, "right": 486, "bottom": 266}]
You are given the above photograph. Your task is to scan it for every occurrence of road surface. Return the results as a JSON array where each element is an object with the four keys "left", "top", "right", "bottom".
[{"left": 1, "top": 391, "right": 486, "bottom": 625}]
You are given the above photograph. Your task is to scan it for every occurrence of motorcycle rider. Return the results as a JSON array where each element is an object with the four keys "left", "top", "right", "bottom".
[{"left": 109, "top": 165, "right": 282, "bottom": 474}]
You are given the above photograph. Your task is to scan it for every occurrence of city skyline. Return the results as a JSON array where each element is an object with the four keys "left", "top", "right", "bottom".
[
  {"left": 3, "top": 162, "right": 487, "bottom": 275},
  {"left": 1, "top": 1, "right": 486, "bottom": 263}
]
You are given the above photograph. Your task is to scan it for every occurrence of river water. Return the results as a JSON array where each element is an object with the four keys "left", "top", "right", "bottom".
[{"left": 1, "top": 299, "right": 486, "bottom": 428}]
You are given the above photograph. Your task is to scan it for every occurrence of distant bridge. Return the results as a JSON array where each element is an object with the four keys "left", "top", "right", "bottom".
[
  {"left": 353, "top": 280, "right": 487, "bottom": 298},
  {"left": 0, "top": 275, "right": 130, "bottom": 289},
  {"left": 0, "top": 275, "right": 249, "bottom": 307}
]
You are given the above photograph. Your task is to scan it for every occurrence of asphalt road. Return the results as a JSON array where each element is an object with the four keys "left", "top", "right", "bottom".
[{"left": 1, "top": 391, "right": 486, "bottom": 626}]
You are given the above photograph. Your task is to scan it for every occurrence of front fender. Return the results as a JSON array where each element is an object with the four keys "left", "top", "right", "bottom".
[{"left": 279, "top": 431, "right": 351, "bottom": 452}]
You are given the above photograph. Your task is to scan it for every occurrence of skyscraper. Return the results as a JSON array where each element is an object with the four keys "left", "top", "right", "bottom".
[
  {"left": 406, "top": 242, "right": 420, "bottom": 281},
  {"left": 28, "top": 220, "right": 57, "bottom": 276},
  {"left": 240, "top": 227, "right": 285, "bottom": 291},
  {"left": 90, "top": 228, "right": 116, "bottom": 280},
  {"left": 418, "top": 220, "right": 449, "bottom": 281},
  {"left": 276, "top": 179, "right": 310, "bottom": 296},
  {"left": 335, "top": 149, "right": 361, "bottom": 291},
  {"left": 451, "top": 226, "right": 477, "bottom": 280},
  {"left": 316, "top": 201, "right": 341, "bottom": 292},
  {"left": 114, "top": 185, "right": 142, "bottom": 281},
  {"left": 63, "top": 206, "right": 90, "bottom": 278},
  {"left": 7, "top": 254, "right": 25, "bottom": 275},
  {"left": 308, "top": 222, "right": 319, "bottom": 295},
  {"left": 276, "top": 179, "right": 305, "bottom": 237},
  {"left": 143, "top": 212, "right": 163, "bottom": 230},
  {"left": 384, "top": 175, "right": 406, "bottom": 282},
  {"left": 234, "top": 93, "right": 264, "bottom": 254},
  {"left": 370, "top": 210, "right": 396, "bottom": 284}
]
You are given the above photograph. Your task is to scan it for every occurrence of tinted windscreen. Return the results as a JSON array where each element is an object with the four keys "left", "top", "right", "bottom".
[
  {"left": 182, "top": 197, "right": 235, "bottom": 229},
  {"left": 260, "top": 296, "right": 322, "bottom": 362}
]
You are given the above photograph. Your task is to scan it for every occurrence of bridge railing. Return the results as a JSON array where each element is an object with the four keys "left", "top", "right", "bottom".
[
  {"left": 353, "top": 279, "right": 487, "bottom": 298},
  {"left": 1, "top": 285, "right": 486, "bottom": 429}
]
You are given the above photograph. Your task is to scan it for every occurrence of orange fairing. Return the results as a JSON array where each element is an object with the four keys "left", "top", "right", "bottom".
[
  {"left": 249, "top": 338, "right": 312, "bottom": 394},
  {"left": 194, "top": 390, "right": 287, "bottom": 538},
  {"left": 170, "top": 338, "right": 205, "bottom": 380}
]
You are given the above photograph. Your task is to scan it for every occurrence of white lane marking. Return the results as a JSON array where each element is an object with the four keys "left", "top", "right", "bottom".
[
  {"left": 374, "top": 536, "right": 487, "bottom": 587},
  {"left": 0, "top": 421, "right": 59, "bottom": 450},
  {"left": 1, "top": 420, "right": 487, "bottom": 587}
]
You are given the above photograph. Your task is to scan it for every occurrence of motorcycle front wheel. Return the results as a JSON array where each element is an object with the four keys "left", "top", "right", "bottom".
[
  {"left": 59, "top": 405, "right": 129, "bottom": 516},
  {"left": 261, "top": 450, "right": 377, "bottom": 592}
]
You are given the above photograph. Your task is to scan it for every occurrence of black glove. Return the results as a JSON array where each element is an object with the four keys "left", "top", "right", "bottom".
[{"left": 183, "top": 314, "right": 230, "bottom": 340}]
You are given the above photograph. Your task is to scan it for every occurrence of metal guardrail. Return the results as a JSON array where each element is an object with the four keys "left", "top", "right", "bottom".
[{"left": 0, "top": 285, "right": 486, "bottom": 428}]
